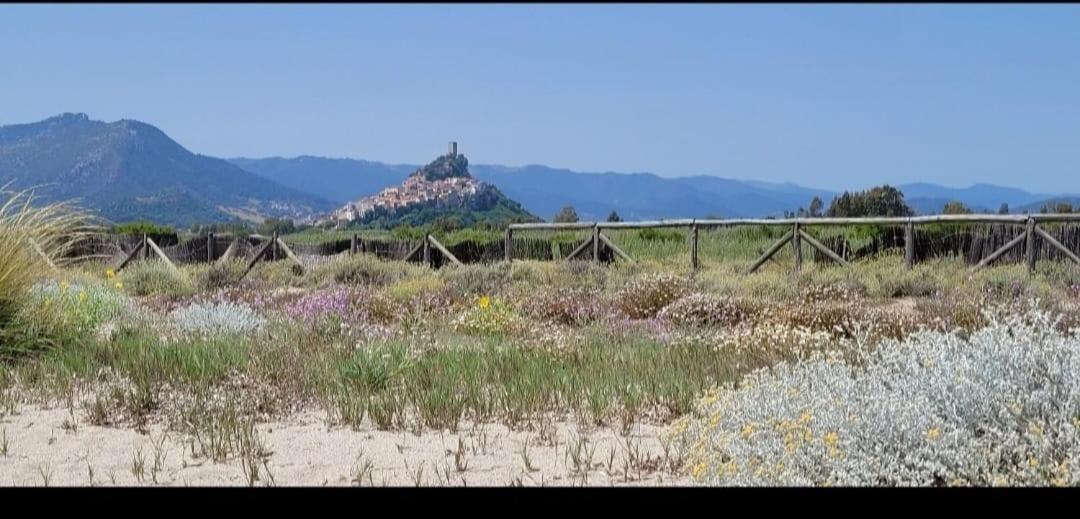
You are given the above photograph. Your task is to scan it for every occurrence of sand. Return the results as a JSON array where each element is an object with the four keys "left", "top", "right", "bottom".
[{"left": 0, "top": 405, "right": 694, "bottom": 487}]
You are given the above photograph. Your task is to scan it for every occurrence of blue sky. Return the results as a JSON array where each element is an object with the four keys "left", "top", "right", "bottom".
[{"left": 3, "top": 4, "right": 1079, "bottom": 193}]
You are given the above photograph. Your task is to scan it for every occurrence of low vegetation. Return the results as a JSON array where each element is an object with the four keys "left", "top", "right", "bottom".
[{"left": 3, "top": 192, "right": 1080, "bottom": 485}]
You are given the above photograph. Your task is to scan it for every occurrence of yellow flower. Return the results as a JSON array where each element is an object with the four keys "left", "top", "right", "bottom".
[
  {"left": 78, "top": 291, "right": 87, "bottom": 302},
  {"left": 105, "top": 269, "right": 115, "bottom": 279},
  {"left": 60, "top": 281, "right": 70, "bottom": 292},
  {"left": 114, "top": 282, "right": 124, "bottom": 290},
  {"left": 926, "top": 427, "right": 942, "bottom": 441},
  {"left": 823, "top": 431, "right": 839, "bottom": 447},
  {"left": 691, "top": 461, "right": 707, "bottom": 479},
  {"left": 478, "top": 296, "right": 491, "bottom": 310},
  {"left": 740, "top": 423, "right": 754, "bottom": 439}
]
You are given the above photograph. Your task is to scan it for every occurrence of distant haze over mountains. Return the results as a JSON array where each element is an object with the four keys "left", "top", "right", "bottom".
[
  {"left": 0, "top": 113, "right": 1075, "bottom": 227},
  {"left": 230, "top": 155, "right": 1078, "bottom": 221}
]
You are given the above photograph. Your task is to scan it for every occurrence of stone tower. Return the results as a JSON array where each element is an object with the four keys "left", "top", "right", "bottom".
[{"left": 449, "top": 141, "right": 458, "bottom": 157}]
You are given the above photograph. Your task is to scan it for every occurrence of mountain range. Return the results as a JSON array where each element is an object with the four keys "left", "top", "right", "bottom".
[
  {"left": 0, "top": 113, "right": 333, "bottom": 226},
  {"left": 231, "top": 156, "right": 1078, "bottom": 221},
  {"left": 0, "top": 113, "right": 1075, "bottom": 226}
]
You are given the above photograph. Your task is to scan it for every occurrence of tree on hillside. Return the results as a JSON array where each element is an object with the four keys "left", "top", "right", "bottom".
[
  {"left": 998, "top": 203, "right": 1010, "bottom": 215},
  {"left": 808, "top": 196, "right": 824, "bottom": 217},
  {"left": 943, "top": 201, "right": 972, "bottom": 215},
  {"left": 826, "top": 185, "right": 913, "bottom": 218},
  {"left": 553, "top": 205, "right": 579, "bottom": 223},
  {"left": 257, "top": 217, "right": 296, "bottom": 236},
  {"left": 607, "top": 210, "right": 622, "bottom": 222}
]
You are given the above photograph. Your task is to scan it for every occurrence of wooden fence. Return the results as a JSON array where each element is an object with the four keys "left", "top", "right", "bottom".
[
  {"left": 73, "top": 213, "right": 1080, "bottom": 276},
  {"left": 507, "top": 214, "right": 1080, "bottom": 274}
]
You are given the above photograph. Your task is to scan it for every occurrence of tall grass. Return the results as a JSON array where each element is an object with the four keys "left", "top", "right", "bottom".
[
  {"left": 0, "top": 187, "right": 93, "bottom": 313},
  {"left": 0, "top": 186, "right": 95, "bottom": 359}
]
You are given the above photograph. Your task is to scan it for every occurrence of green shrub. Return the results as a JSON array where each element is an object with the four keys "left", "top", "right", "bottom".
[
  {"left": 191, "top": 260, "right": 248, "bottom": 292},
  {"left": 440, "top": 262, "right": 513, "bottom": 297},
  {"left": 616, "top": 272, "right": 693, "bottom": 319},
  {"left": 879, "top": 271, "right": 939, "bottom": 298},
  {"left": 119, "top": 260, "right": 193, "bottom": 298},
  {"left": 332, "top": 254, "right": 413, "bottom": 287}
]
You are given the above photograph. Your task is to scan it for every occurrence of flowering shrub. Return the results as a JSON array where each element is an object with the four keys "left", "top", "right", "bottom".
[
  {"left": 451, "top": 296, "right": 521, "bottom": 336},
  {"left": 521, "top": 287, "right": 606, "bottom": 326},
  {"left": 667, "top": 305, "right": 1080, "bottom": 486},
  {"left": 280, "top": 286, "right": 401, "bottom": 326},
  {"left": 659, "top": 293, "right": 747, "bottom": 327},
  {"left": 283, "top": 287, "right": 351, "bottom": 323},
  {"left": 169, "top": 301, "right": 266, "bottom": 337},
  {"left": 26, "top": 280, "right": 129, "bottom": 333},
  {"left": 802, "top": 280, "right": 867, "bottom": 303},
  {"left": 667, "top": 322, "right": 836, "bottom": 370},
  {"left": 616, "top": 272, "right": 693, "bottom": 319}
]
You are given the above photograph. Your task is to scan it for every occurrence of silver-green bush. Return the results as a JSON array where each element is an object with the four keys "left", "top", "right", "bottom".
[
  {"left": 668, "top": 305, "right": 1080, "bottom": 486},
  {"left": 169, "top": 301, "right": 266, "bottom": 337}
]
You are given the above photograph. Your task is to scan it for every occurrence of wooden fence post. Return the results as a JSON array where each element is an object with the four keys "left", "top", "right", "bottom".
[
  {"left": 505, "top": 228, "right": 513, "bottom": 262},
  {"left": 423, "top": 234, "right": 431, "bottom": 267},
  {"left": 350, "top": 234, "right": 358, "bottom": 255},
  {"left": 1026, "top": 218, "right": 1037, "bottom": 274},
  {"left": 690, "top": 221, "right": 699, "bottom": 271},
  {"left": 592, "top": 224, "right": 600, "bottom": 263},
  {"left": 271, "top": 232, "right": 279, "bottom": 262},
  {"left": 904, "top": 220, "right": 915, "bottom": 270},
  {"left": 207, "top": 232, "right": 216, "bottom": 263},
  {"left": 792, "top": 221, "right": 802, "bottom": 271},
  {"left": 141, "top": 234, "right": 149, "bottom": 261}
]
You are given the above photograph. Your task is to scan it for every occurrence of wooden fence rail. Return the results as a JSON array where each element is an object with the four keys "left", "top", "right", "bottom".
[
  {"left": 509, "top": 214, "right": 1080, "bottom": 274},
  {"left": 37, "top": 214, "right": 1080, "bottom": 277}
]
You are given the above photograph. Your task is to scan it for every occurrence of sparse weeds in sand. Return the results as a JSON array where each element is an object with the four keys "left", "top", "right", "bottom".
[
  {"left": 130, "top": 446, "right": 146, "bottom": 483},
  {"left": 240, "top": 447, "right": 275, "bottom": 487},
  {"left": 470, "top": 424, "right": 491, "bottom": 455},
  {"left": 86, "top": 462, "right": 95, "bottom": 487},
  {"left": 403, "top": 459, "right": 425, "bottom": 487},
  {"left": 453, "top": 436, "right": 469, "bottom": 473},
  {"left": 566, "top": 431, "right": 596, "bottom": 483},
  {"left": 1, "top": 428, "right": 8, "bottom": 456},
  {"left": 61, "top": 407, "right": 78, "bottom": 433},
  {"left": 351, "top": 451, "right": 376, "bottom": 487},
  {"left": 86, "top": 394, "right": 109, "bottom": 426},
  {"left": 150, "top": 433, "right": 168, "bottom": 485},
  {"left": 536, "top": 415, "right": 558, "bottom": 447},
  {"left": 520, "top": 437, "right": 537, "bottom": 472},
  {"left": 180, "top": 398, "right": 270, "bottom": 465},
  {"left": 38, "top": 463, "right": 52, "bottom": 487}
]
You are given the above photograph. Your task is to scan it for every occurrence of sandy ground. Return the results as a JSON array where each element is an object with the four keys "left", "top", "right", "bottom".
[{"left": 0, "top": 405, "right": 694, "bottom": 487}]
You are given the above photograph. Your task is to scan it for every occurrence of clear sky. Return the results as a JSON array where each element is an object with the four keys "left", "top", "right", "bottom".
[{"left": 3, "top": 4, "right": 1079, "bottom": 193}]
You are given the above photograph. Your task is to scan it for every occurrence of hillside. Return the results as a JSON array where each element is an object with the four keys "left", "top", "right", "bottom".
[
  {"left": 0, "top": 113, "right": 334, "bottom": 226},
  {"left": 229, "top": 156, "right": 414, "bottom": 203},
  {"left": 328, "top": 151, "right": 538, "bottom": 228},
  {"left": 231, "top": 157, "right": 834, "bottom": 220}
]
